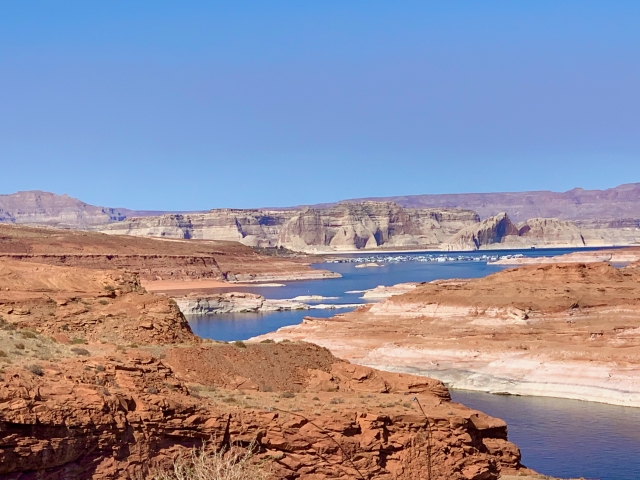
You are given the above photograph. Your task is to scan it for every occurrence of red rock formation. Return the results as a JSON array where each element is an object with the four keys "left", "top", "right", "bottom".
[{"left": 0, "top": 259, "right": 533, "bottom": 479}]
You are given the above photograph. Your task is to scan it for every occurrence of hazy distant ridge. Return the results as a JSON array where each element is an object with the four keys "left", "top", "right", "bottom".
[{"left": 318, "top": 183, "right": 640, "bottom": 222}]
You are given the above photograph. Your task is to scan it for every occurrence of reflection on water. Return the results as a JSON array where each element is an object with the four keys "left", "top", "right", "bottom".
[{"left": 451, "top": 390, "right": 640, "bottom": 480}]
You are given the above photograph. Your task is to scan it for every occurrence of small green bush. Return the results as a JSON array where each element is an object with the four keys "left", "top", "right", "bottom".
[
  {"left": 329, "top": 397, "right": 344, "bottom": 405},
  {"left": 233, "top": 341, "right": 247, "bottom": 349},
  {"left": 71, "top": 338, "right": 87, "bottom": 345},
  {"left": 0, "top": 350, "right": 7, "bottom": 357},
  {"left": 15, "top": 343, "right": 25, "bottom": 350},
  {"left": 260, "top": 339, "right": 275, "bottom": 344},
  {"left": 98, "top": 299, "right": 109, "bottom": 305},
  {"left": 280, "top": 391, "right": 295, "bottom": 399},
  {"left": 20, "top": 331, "right": 37, "bottom": 339}
]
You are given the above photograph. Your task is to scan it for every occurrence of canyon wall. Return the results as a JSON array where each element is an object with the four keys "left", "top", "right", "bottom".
[
  {"left": 4, "top": 189, "right": 640, "bottom": 252},
  {"left": 99, "top": 206, "right": 640, "bottom": 252},
  {"left": 98, "top": 202, "right": 483, "bottom": 252}
]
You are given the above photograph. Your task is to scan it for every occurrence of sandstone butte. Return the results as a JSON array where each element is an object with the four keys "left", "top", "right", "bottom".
[
  {"left": 0, "top": 224, "right": 549, "bottom": 479},
  {"left": 0, "top": 258, "right": 548, "bottom": 480},
  {"left": 255, "top": 261, "right": 640, "bottom": 408}
]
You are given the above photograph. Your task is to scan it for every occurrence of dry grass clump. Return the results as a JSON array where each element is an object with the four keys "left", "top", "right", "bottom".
[{"left": 151, "top": 442, "right": 270, "bottom": 480}]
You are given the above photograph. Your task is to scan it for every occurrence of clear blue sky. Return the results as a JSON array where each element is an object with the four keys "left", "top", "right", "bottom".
[{"left": 1, "top": 1, "right": 639, "bottom": 210}]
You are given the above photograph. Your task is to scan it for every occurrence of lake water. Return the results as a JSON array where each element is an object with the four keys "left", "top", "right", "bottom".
[
  {"left": 452, "top": 390, "right": 640, "bottom": 480},
  {"left": 190, "top": 247, "right": 597, "bottom": 341},
  {"left": 188, "top": 246, "right": 638, "bottom": 480}
]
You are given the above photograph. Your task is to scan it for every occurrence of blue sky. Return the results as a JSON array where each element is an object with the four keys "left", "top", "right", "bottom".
[{"left": 1, "top": 1, "right": 639, "bottom": 210}]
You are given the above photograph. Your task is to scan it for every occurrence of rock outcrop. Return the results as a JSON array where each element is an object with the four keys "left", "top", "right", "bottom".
[
  {"left": 175, "top": 292, "right": 308, "bottom": 315},
  {"left": 254, "top": 262, "right": 640, "bottom": 407},
  {"left": 5, "top": 189, "right": 640, "bottom": 252},
  {"left": 0, "top": 191, "right": 130, "bottom": 227},
  {"left": 0, "top": 224, "right": 337, "bottom": 284},
  {"left": 101, "top": 204, "right": 640, "bottom": 252},
  {"left": 99, "top": 202, "right": 481, "bottom": 252},
  {"left": 444, "top": 213, "right": 519, "bottom": 250},
  {"left": 0, "top": 258, "right": 532, "bottom": 479}
]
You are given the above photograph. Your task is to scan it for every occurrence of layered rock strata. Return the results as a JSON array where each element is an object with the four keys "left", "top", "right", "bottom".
[
  {"left": 490, "top": 247, "right": 640, "bottom": 266},
  {"left": 98, "top": 202, "right": 481, "bottom": 252},
  {"left": 174, "top": 292, "right": 360, "bottom": 315},
  {"left": 0, "top": 224, "right": 337, "bottom": 284},
  {"left": 101, "top": 205, "right": 640, "bottom": 252},
  {"left": 254, "top": 262, "right": 640, "bottom": 407},
  {"left": 0, "top": 258, "right": 532, "bottom": 479}
]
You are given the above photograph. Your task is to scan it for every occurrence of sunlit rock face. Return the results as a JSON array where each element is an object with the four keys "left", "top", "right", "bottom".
[{"left": 100, "top": 201, "right": 480, "bottom": 252}]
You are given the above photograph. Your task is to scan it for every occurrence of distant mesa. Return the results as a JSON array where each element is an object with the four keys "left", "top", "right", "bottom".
[{"left": 2, "top": 184, "right": 640, "bottom": 252}]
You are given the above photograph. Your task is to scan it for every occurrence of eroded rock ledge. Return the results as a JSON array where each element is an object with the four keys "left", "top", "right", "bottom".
[
  {"left": 0, "top": 257, "right": 533, "bottom": 479},
  {"left": 254, "top": 262, "right": 640, "bottom": 407}
]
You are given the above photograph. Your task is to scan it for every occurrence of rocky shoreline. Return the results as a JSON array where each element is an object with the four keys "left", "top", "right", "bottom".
[
  {"left": 174, "top": 292, "right": 360, "bottom": 315},
  {"left": 253, "top": 262, "right": 640, "bottom": 408}
]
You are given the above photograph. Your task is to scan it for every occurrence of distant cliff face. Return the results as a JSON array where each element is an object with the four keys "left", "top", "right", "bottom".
[
  {"left": 99, "top": 202, "right": 481, "bottom": 252},
  {"left": 0, "top": 191, "right": 128, "bottom": 227},
  {"left": 0, "top": 190, "right": 179, "bottom": 228},
  {"left": 5, "top": 189, "right": 640, "bottom": 251}
]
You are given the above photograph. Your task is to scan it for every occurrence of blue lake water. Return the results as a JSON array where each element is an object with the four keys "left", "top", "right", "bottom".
[
  {"left": 189, "top": 247, "right": 602, "bottom": 341},
  {"left": 187, "top": 246, "right": 638, "bottom": 480},
  {"left": 452, "top": 390, "right": 640, "bottom": 480}
]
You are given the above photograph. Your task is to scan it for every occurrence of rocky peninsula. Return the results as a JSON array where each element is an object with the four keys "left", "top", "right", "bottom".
[{"left": 254, "top": 262, "right": 640, "bottom": 408}]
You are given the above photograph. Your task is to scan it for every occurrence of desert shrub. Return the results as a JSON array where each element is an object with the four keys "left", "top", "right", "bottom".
[
  {"left": 103, "top": 285, "right": 115, "bottom": 292},
  {"left": 329, "top": 397, "right": 344, "bottom": 405},
  {"left": 95, "top": 365, "right": 105, "bottom": 372},
  {"left": 60, "top": 324, "right": 69, "bottom": 331},
  {"left": 71, "top": 338, "right": 87, "bottom": 344},
  {"left": 152, "top": 441, "right": 270, "bottom": 480},
  {"left": 0, "top": 350, "right": 7, "bottom": 357},
  {"left": 129, "top": 343, "right": 139, "bottom": 348},
  {"left": 71, "top": 347, "right": 90, "bottom": 356},
  {"left": 233, "top": 341, "right": 247, "bottom": 349},
  {"left": 312, "top": 396, "right": 320, "bottom": 401},
  {"left": 20, "top": 330, "right": 37, "bottom": 339},
  {"left": 147, "top": 386, "right": 159, "bottom": 394},
  {"left": 26, "top": 364, "right": 44, "bottom": 376},
  {"left": 259, "top": 339, "right": 275, "bottom": 344},
  {"left": 0, "top": 317, "right": 16, "bottom": 331},
  {"left": 98, "top": 299, "right": 109, "bottom": 305},
  {"left": 280, "top": 391, "right": 295, "bottom": 399},
  {"left": 15, "top": 343, "right": 25, "bottom": 350},
  {"left": 261, "top": 385, "right": 273, "bottom": 393}
]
